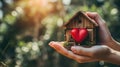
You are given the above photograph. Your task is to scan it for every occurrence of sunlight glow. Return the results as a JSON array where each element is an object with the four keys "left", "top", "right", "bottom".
[
  {"left": 11, "top": 11, "right": 18, "bottom": 16},
  {"left": 62, "top": 0, "right": 71, "bottom": 5},
  {"left": 57, "top": 18, "right": 63, "bottom": 27},
  {"left": 16, "top": 7, "right": 23, "bottom": 14},
  {"left": 21, "top": 47, "right": 29, "bottom": 52},
  {"left": 32, "top": 42, "right": 39, "bottom": 51},
  {"left": 111, "top": 8, "right": 118, "bottom": 15}
]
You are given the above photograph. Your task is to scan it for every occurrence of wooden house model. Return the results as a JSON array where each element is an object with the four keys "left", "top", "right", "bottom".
[{"left": 64, "top": 11, "right": 98, "bottom": 46}]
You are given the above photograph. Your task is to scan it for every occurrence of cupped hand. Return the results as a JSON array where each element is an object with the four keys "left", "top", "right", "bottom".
[{"left": 49, "top": 41, "right": 111, "bottom": 63}]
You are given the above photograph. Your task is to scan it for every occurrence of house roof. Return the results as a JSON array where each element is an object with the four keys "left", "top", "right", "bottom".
[{"left": 63, "top": 11, "right": 98, "bottom": 27}]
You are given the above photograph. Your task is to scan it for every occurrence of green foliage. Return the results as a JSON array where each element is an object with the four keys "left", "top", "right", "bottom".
[
  {"left": 3, "top": 14, "right": 16, "bottom": 25},
  {"left": 0, "top": 23, "right": 8, "bottom": 34}
]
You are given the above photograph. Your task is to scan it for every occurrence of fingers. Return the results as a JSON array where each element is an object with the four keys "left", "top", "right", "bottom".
[
  {"left": 86, "top": 12, "right": 107, "bottom": 31},
  {"left": 71, "top": 45, "right": 111, "bottom": 59},
  {"left": 49, "top": 41, "right": 98, "bottom": 63},
  {"left": 49, "top": 41, "right": 71, "bottom": 57},
  {"left": 49, "top": 41, "right": 80, "bottom": 59},
  {"left": 86, "top": 12, "right": 112, "bottom": 43},
  {"left": 86, "top": 12, "right": 106, "bottom": 26}
]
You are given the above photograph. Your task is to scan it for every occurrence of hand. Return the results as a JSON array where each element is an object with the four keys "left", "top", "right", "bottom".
[
  {"left": 86, "top": 12, "right": 112, "bottom": 45},
  {"left": 86, "top": 12, "right": 120, "bottom": 51},
  {"left": 49, "top": 12, "right": 120, "bottom": 65},
  {"left": 49, "top": 41, "right": 120, "bottom": 65},
  {"left": 49, "top": 41, "right": 111, "bottom": 63}
]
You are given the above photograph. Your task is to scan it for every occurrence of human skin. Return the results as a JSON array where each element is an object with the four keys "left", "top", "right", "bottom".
[{"left": 49, "top": 12, "right": 120, "bottom": 65}]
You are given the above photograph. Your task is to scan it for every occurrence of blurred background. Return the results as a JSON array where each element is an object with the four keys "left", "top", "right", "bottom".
[{"left": 0, "top": 0, "right": 120, "bottom": 67}]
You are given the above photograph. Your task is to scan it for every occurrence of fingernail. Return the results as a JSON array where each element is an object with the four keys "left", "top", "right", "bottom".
[
  {"left": 71, "top": 46, "right": 76, "bottom": 50},
  {"left": 49, "top": 41, "right": 54, "bottom": 46},
  {"left": 71, "top": 46, "right": 77, "bottom": 53}
]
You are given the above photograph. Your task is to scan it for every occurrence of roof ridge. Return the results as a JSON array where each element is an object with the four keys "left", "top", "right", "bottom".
[{"left": 63, "top": 11, "right": 98, "bottom": 27}]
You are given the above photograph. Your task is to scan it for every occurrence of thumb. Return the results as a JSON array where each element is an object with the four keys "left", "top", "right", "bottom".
[
  {"left": 71, "top": 45, "right": 110, "bottom": 58},
  {"left": 71, "top": 46, "right": 93, "bottom": 57}
]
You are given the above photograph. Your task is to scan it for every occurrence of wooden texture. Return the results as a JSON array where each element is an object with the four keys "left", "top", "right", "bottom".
[{"left": 64, "top": 11, "right": 97, "bottom": 46}]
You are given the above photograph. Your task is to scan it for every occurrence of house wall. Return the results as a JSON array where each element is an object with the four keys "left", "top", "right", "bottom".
[
  {"left": 65, "top": 15, "right": 96, "bottom": 45},
  {"left": 65, "top": 28, "right": 96, "bottom": 45},
  {"left": 83, "top": 16, "right": 94, "bottom": 28},
  {"left": 65, "top": 29, "right": 74, "bottom": 42},
  {"left": 87, "top": 28, "right": 96, "bottom": 45}
]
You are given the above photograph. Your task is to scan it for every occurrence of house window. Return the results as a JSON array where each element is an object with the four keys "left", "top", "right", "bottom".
[
  {"left": 70, "top": 35, "right": 74, "bottom": 42},
  {"left": 78, "top": 19, "right": 81, "bottom": 23}
]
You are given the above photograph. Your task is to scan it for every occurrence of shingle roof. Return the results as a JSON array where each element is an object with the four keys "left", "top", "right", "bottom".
[{"left": 63, "top": 11, "right": 98, "bottom": 27}]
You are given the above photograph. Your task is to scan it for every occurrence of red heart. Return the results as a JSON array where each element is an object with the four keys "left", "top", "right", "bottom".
[{"left": 71, "top": 28, "right": 88, "bottom": 43}]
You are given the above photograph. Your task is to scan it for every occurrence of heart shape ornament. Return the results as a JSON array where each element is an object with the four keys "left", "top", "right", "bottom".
[{"left": 71, "top": 28, "right": 88, "bottom": 43}]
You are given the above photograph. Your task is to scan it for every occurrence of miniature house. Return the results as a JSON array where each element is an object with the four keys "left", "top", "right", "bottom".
[{"left": 64, "top": 11, "right": 98, "bottom": 46}]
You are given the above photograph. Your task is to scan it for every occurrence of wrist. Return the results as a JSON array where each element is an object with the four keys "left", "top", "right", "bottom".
[
  {"left": 100, "top": 49, "right": 120, "bottom": 65},
  {"left": 107, "top": 38, "right": 120, "bottom": 51},
  {"left": 105, "top": 52, "right": 120, "bottom": 65}
]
